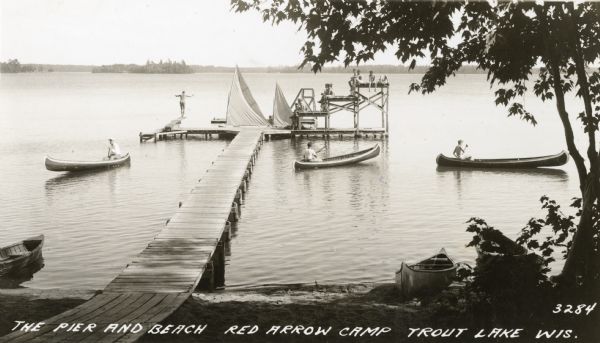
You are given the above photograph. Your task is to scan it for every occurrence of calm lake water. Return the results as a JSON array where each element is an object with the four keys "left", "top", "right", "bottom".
[{"left": 0, "top": 72, "right": 584, "bottom": 289}]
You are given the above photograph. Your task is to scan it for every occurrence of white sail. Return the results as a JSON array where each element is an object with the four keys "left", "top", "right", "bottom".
[
  {"left": 272, "top": 83, "right": 293, "bottom": 128},
  {"left": 226, "top": 66, "right": 268, "bottom": 126}
]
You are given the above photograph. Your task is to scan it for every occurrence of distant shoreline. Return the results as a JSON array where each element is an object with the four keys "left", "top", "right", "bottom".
[{"left": 1, "top": 63, "right": 489, "bottom": 74}]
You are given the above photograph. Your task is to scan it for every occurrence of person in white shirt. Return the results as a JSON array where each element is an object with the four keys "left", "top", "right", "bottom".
[
  {"left": 107, "top": 138, "right": 122, "bottom": 159},
  {"left": 303, "top": 142, "right": 321, "bottom": 162}
]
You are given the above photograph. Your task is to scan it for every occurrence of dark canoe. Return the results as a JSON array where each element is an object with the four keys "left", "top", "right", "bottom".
[
  {"left": 45, "top": 153, "right": 131, "bottom": 172},
  {"left": 294, "top": 144, "right": 380, "bottom": 170},
  {"left": 436, "top": 151, "right": 569, "bottom": 168},
  {"left": 211, "top": 117, "right": 227, "bottom": 124},
  {"left": 474, "top": 229, "right": 544, "bottom": 272},
  {"left": 475, "top": 229, "right": 545, "bottom": 264},
  {"left": 0, "top": 235, "right": 44, "bottom": 277},
  {"left": 475, "top": 231, "right": 527, "bottom": 261},
  {"left": 395, "top": 248, "right": 457, "bottom": 298}
]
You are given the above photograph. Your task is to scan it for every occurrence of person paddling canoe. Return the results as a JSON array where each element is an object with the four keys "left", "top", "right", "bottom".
[
  {"left": 303, "top": 142, "right": 325, "bottom": 162},
  {"left": 107, "top": 138, "right": 122, "bottom": 159},
  {"left": 453, "top": 139, "right": 471, "bottom": 160}
]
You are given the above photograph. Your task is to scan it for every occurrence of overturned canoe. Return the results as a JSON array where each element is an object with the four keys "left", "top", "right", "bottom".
[
  {"left": 474, "top": 229, "right": 541, "bottom": 268},
  {"left": 45, "top": 153, "right": 131, "bottom": 172},
  {"left": 436, "top": 151, "right": 568, "bottom": 168},
  {"left": 395, "top": 248, "right": 457, "bottom": 298},
  {"left": 0, "top": 235, "right": 44, "bottom": 277},
  {"left": 294, "top": 144, "right": 380, "bottom": 170}
]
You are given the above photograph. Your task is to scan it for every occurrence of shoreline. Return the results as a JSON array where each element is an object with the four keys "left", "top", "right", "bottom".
[
  {"left": 0, "top": 283, "right": 431, "bottom": 342},
  {"left": 2, "top": 282, "right": 598, "bottom": 342}
]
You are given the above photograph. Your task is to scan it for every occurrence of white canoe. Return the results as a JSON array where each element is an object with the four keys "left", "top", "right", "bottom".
[
  {"left": 294, "top": 144, "right": 380, "bottom": 170},
  {"left": 395, "top": 248, "right": 457, "bottom": 298},
  {"left": 45, "top": 153, "right": 131, "bottom": 172}
]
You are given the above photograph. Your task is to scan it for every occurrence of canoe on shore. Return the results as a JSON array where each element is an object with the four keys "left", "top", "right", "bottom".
[
  {"left": 45, "top": 153, "right": 131, "bottom": 172},
  {"left": 436, "top": 151, "right": 569, "bottom": 168},
  {"left": 395, "top": 248, "right": 457, "bottom": 298},
  {"left": 0, "top": 235, "right": 44, "bottom": 277},
  {"left": 476, "top": 230, "right": 527, "bottom": 260},
  {"left": 294, "top": 144, "right": 380, "bottom": 170}
]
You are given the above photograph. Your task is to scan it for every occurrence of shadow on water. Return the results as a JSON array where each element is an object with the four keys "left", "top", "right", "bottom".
[
  {"left": 44, "top": 165, "right": 130, "bottom": 196},
  {"left": 0, "top": 257, "right": 45, "bottom": 289},
  {"left": 436, "top": 166, "right": 569, "bottom": 201},
  {"left": 436, "top": 166, "right": 569, "bottom": 180}
]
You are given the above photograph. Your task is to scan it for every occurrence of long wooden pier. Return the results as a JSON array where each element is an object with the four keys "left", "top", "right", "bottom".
[{"left": 0, "top": 129, "right": 264, "bottom": 343}]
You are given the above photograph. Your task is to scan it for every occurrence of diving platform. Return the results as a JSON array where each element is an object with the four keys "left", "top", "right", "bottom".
[
  {"left": 0, "top": 129, "right": 264, "bottom": 343},
  {"left": 290, "top": 78, "right": 389, "bottom": 135}
]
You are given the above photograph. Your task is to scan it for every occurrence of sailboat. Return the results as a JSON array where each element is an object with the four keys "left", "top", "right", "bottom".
[
  {"left": 272, "top": 83, "right": 293, "bottom": 128},
  {"left": 225, "top": 66, "right": 269, "bottom": 126}
]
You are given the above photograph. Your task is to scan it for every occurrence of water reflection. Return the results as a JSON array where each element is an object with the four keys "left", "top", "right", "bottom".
[
  {"left": 436, "top": 166, "right": 569, "bottom": 179},
  {"left": 436, "top": 166, "right": 569, "bottom": 201},
  {"left": 44, "top": 166, "right": 129, "bottom": 199},
  {"left": 0, "top": 258, "right": 44, "bottom": 289}
]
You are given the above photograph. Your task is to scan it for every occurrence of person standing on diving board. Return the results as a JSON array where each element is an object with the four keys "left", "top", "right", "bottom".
[{"left": 175, "top": 90, "right": 193, "bottom": 118}]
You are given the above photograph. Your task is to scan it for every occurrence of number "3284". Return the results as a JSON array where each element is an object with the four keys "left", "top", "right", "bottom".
[{"left": 552, "top": 303, "right": 597, "bottom": 316}]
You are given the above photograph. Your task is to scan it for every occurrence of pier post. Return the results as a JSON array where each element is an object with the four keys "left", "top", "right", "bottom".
[
  {"left": 235, "top": 189, "right": 243, "bottom": 205},
  {"left": 223, "top": 221, "right": 232, "bottom": 242},
  {"left": 229, "top": 204, "right": 239, "bottom": 222},
  {"left": 234, "top": 200, "right": 242, "bottom": 217},
  {"left": 214, "top": 241, "right": 226, "bottom": 288},
  {"left": 241, "top": 179, "right": 248, "bottom": 193},
  {"left": 197, "top": 261, "right": 215, "bottom": 291},
  {"left": 223, "top": 222, "right": 232, "bottom": 256}
]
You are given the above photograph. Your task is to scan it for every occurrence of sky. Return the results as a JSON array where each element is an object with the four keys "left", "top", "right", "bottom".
[{"left": 0, "top": 0, "right": 401, "bottom": 67}]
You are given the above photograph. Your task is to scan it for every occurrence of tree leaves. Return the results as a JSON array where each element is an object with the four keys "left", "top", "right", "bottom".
[{"left": 508, "top": 103, "right": 538, "bottom": 126}]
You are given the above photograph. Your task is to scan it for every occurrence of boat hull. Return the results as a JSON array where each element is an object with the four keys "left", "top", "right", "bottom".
[
  {"left": 436, "top": 151, "right": 569, "bottom": 168},
  {"left": 45, "top": 153, "right": 131, "bottom": 172},
  {"left": 474, "top": 231, "right": 543, "bottom": 268},
  {"left": 294, "top": 144, "right": 380, "bottom": 169},
  {"left": 0, "top": 235, "right": 44, "bottom": 277},
  {"left": 395, "top": 249, "right": 457, "bottom": 298}
]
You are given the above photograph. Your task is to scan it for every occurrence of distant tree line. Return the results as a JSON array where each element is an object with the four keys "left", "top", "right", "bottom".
[
  {"left": 92, "top": 59, "right": 193, "bottom": 74},
  {"left": 0, "top": 59, "right": 37, "bottom": 73},
  {"left": 3, "top": 59, "right": 542, "bottom": 75}
]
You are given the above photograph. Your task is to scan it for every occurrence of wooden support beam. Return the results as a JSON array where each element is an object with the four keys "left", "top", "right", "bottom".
[
  {"left": 197, "top": 261, "right": 214, "bottom": 292},
  {"left": 213, "top": 242, "right": 226, "bottom": 288},
  {"left": 222, "top": 222, "right": 231, "bottom": 242},
  {"left": 228, "top": 204, "right": 239, "bottom": 222}
]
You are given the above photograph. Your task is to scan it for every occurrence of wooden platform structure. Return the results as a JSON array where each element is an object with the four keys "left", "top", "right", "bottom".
[
  {"left": 0, "top": 129, "right": 264, "bottom": 343},
  {"left": 140, "top": 126, "right": 385, "bottom": 143},
  {"left": 290, "top": 81, "right": 389, "bottom": 136},
  {"left": 139, "top": 127, "right": 241, "bottom": 142}
]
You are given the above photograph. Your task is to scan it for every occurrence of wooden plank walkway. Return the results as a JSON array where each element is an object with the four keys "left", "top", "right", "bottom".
[{"left": 0, "top": 129, "right": 264, "bottom": 343}]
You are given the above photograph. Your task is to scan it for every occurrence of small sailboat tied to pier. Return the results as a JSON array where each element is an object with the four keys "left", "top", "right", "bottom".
[
  {"left": 226, "top": 66, "right": 269, "bottom": 126},
  {"left": 272, "top": 83, "right": 293, "bottom": 128}
]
